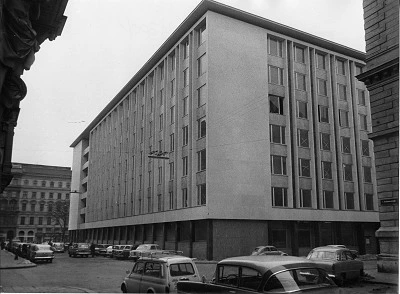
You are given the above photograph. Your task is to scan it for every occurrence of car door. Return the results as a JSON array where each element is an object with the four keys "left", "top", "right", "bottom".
[
  {"left": 125, "top": 261, "right": 145, "bottom": 293},
  {"left": 140, "top": 261, "right": 165, "bottom": 293},
  {"left": 343, "top": 250, "right": 361, "bottom": 279}
]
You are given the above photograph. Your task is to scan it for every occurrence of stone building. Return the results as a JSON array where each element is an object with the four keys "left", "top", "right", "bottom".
[
  {"left": 69, "top": 0, "right": 379, "bottom": 260},
  {"left": 357, "top": 0, "right": 399, "bottom": 273}
]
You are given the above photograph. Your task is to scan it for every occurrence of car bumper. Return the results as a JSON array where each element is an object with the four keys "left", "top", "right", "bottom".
[{"left": 32, "top": 256, "right": 54, "bottom": 261}]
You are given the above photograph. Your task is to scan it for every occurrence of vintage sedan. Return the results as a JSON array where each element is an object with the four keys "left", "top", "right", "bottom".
[
  {"left": 96, "top": 244, "right": 112, "bottom": 256},
  {"left": 306, "top": 246, "right": 364, "bottom": 286},
  {"left": 121, "top": 254, "right": 201, "bottom": 293},
  {"left": 177, "top": 255, "right": 338, "bottom": 293},
  {"left": 114, "top": 245, "right": 138, "bottom": 260},
  {"left": 68, "top": 243, "right": 91, "bottom": 258},
  {"left": 52, "top": 242, "right": 65, "bottom": 253},
  {"left": 28, "top": 244, "right": 55, "bottom": 263},
  {"left": 251, "top": 245, "right": 288, "bottom": 256}
]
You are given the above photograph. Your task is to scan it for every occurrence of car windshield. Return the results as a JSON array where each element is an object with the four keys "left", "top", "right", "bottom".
[
  {"left": 170, "top": 263, "right": 195, "bottom": 276},
  {"left": 79, "top": 244, "right": 89, "bottom": 248},
  {"left": 264, "top": 268, "right": 335, "bottom": 292}
]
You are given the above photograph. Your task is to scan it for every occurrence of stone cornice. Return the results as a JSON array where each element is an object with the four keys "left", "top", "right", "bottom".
[{"left": 357, "top": 58, "right": 399, "bottom": 90}]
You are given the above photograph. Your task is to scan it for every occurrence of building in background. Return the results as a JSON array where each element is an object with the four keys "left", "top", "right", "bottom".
[
  {"left": 0, "top": 1, "right": 68, "bottom": 193},
  {"left": 0, "top": 163, "right": 71, "bottom": 243},
  {"left": 69, "top": 0, "right": 379, "bottom": 260},
  {"left": 357, "top": 0, "right": 399, "bottom": 273}
]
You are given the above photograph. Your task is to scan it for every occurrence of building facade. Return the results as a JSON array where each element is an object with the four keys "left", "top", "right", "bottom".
[
  {"left": 0, "top": 163, "right": 71, "bottom": 243},
  {"left": 69, "top": 0, "right": 379, "bottom": 260},
  {"left": 357, "top": 0, "right": 399, "bottom": 272}
]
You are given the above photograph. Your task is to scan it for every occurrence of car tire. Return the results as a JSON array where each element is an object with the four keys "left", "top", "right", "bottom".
[
  {"left": 335, "top": 274, "right": 345, "bottom": 287},
  {"left": 121, "top": 284, "right": 127, "bottom": 293},
  {"left": 49, "top": 259, "right": 53, "bottom": 263}
]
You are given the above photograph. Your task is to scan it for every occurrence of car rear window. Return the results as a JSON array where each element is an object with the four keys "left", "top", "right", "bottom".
[
  {"left": 310, "top": 251, "right": 336, "bottom": 260},
  {"left": 170, "top": 263, "right": 195, "bottom": 276}
]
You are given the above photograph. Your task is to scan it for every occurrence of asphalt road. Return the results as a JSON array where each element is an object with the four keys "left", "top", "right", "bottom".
[{"left": 0, "top": 252, "right": 397, "bottom": 293}]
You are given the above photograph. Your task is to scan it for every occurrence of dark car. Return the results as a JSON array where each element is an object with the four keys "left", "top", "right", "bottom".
[
  {"left": 177, "top": 255, "right": 339, "bottom": 293},
  {"left": 306, "top": 246, "right": 364, "bottom": 286},
  {"left": 114, "top": 245, "right": 138, "bottom": 260},
  {"left": 68, "top": 243, "right": 91, "bottom": 258}
]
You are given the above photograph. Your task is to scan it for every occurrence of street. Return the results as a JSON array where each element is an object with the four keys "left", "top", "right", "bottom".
[{"left": 0, "top": 252, "right": 398, "bottom": 293}]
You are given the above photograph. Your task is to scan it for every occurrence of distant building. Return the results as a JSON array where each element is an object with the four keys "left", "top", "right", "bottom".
[
  {"left": 357, "top": 0, "right": 399, "bottom": 273},
  {"left": 0, "top": 163, "right": 71, "bottom": 243},
  {"left": 69, "top": 0, "right": 379, "bottom": 260},
  {"left": 0, "top": 1, "right": 68, "bottom": 192}
]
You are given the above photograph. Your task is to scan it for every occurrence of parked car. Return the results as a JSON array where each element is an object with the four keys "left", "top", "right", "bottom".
[
  {"left": 129, "top": 244, "right": 182, "bottom": 261},
  {"left": 177, "top": 255, "right": 338, "bottom": 293},
  {"left": 121, "top": 254, "right": 201, "bottom": 293},
  {"left": 20, "top": 243, "right": 32, "bottom": 258},
  {"left": 52, "top": 242, "right": 65, "bottom": 253},
  {"left": 114, "top": 245, "right": 138, "bottom": 260},
  {"left": 251, "top": 245, "right": 288, "bottom": 256},
  {"left": 68, "top": 243, "right": 91, "bottom": 258},
  {"left": 96, "top": 244, "right": 112, "bottom": 256},
  {"left": 327, "top": 245, "right": 359, "bottom": 258},
  {"left": 28, "top": 244, "right": 55, "bottom": 263},
  {"left": 306, "top": 246, "right": 364, "bottom": 286}
]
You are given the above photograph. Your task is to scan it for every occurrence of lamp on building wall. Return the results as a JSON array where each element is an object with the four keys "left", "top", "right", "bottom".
[{"left": 148, "top": 151, "right": 169, "bottom": 159}]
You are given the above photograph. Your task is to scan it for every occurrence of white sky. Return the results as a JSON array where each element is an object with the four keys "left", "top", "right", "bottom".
[{"left": 12, "top": 0, "right": 365, "bottom": 167}]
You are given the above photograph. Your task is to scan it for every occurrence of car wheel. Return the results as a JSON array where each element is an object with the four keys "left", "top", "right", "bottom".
[
  {"left": 335, "top": 274, "right": 345, "bottom": 287},
  {"left": 121, "top": 284, "right": 127, "bottom": 293},
  {"left": 49, "top": 259, "right": 53, "bottom": 263}
]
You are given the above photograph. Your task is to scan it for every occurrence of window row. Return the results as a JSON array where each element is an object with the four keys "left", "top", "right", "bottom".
[
  {"left": 20, "top": 216, "right": 54, "bottom": 225},
  {"left": 14, "top": 179, "right": 70, "bottom": 188},
  {"left": 271, "top": 187, "right": 374, "bottom": 210}
]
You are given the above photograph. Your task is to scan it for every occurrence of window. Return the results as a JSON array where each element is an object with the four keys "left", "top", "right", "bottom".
[
  {"left": 149, "top": 121, "right": 153, "bottom": 137},
  {"left": 295, "top": 46, "right": 305, "bottom": 63},
  {"left": 272, "top": 187, "right": 287, "bottom": 207},
  {"left": 198, "top": 149, "right": 206, "bottom": 171},
  {"left": 170, "top": 133, "right": 175, "bottom": 152},
  {"left": 198, "top": 117, "right": 206, "bottom": 138},
  {"left": 183, "top": 40, "right": 189, "bottom": 59},
  {"left": 341, "top": 136, "right": 351, "bottom": 153},
  {"left": 159, "top": 114, "right": 163, "bottom": 130},
  {"left": 336, "top": 59, "right": 346, "bottom": 75},
  {"left": 322, "top": 161, "right": 332, "bottom": 179},
  {"left": 269, "top": 95, "right": 284, "bottom": 115},
  {"left": 362, "top": 140, "right": 370, "bottom": 156},
  {"left": 183, "top": 68, "right": 189, "bottom": 87},
  {"left": 268, "top": 65, "right": 284, "bottom": 85},
  {"left": 31, "top": 203, "right": 35, "bottom": 211},
  {"left": 169, "top": 162, "right": 174, "bottom": 180},
  {"left": 49, "top": 193, "right": 53, "bottom": 199},
  {"left": 40, "top": 203, "right": 44, "bottom": 211},
  {"left": 141, "top": 105, "right": 144, "bottom": 120},
  {"left": 365, "top": 193, "right": 374, "bottom": 210},
  {"left": 20, "top": 217, "right": 25, "bottom": 225},
  {"left": 24, "top": 179, "right": 29, "bottom": 185},
  {"left": 197, "top": 184, "right": 206, "bottom": 205},
  {"left": 33, "top": 180, "right": 37, "bottom": 186},
  {"left": 170, "top": 106, "right": 175, "bottom": 124},
  {"left": 358, "top": 89, "right": 366, "bottom": 105},
  {"left": 268, "top": 37, "right": 283, "bottom": 57},
  {"left": 271, "top": 155, "right": 287, "bottom": 175},
  {"left": 317, "top": 78, "right": 327, "bottom": 96},
  {"left": 338, "top": 84, "right": 347, "bottom": 100},
  {"left": 339, "top": 110, "right": 349, "bottom": 127},
  {"left": 182, "top": 156, "right": 188, "bottom": 176},
  {"left": 170, "top": 79, "right": 175, "bottom": 97},
  {"left": 50, "top": 181, "right": 54, "bottom": 187},
  {"left": 183, "top": 96, "right": 188, "bottom": 116},
  {"left": 22, "top": 202, "right": 26, "bottom": 211},
  {"left": 355, "top": 65, "right": 363, "bottom": 75},
  {"left": 159, "top": 89, "right": 164, "bottom": 106},
  {"left": 140, "top": 127, "right": 144, "bottom": 142},
  {"left": 298, "top": 129, "right": 309, "bottom": 148},
  {"left": 299, "top": 158, "right": 310, "bottom": 177},
  {"left": 360, "top": 114, "right": 368, "bottom": 130},
  {"left": 295, "top": 72, "right": 306, "bottom": 90},
  {"left": 41, "top": 192, "right": 45, "bottom": 199},
  {"left": 157, "top": 194, "right": 162, "bottom": 212},
  {"left": 58, "top": 193, "right": 61, "bottom": 200},
  {"left": 270, "top": 125, "right": 285, "bottom": 144},
  {"left": 30, "top": 217, "right": 34, "bottom": 225},
  {"left": 182, "top": 188, "right": 188, "bottom": 207},
  {"left": 198, "top": 25, "right": 206, "bottom": 45},
  {"left": 323, "top": 190, "right": 334, "bottom": 209},
  {"left": 345, "top": 192, "right": 354, "bottom": 209},
  {"left": 363, "top": 166, "right": 372, "bottom": 183},
  {"left": 182, "top": 126, "right": 188, "bottom": 146},
  {"left": 170, "top": 53, "right": 176, "bottom": 72},
  {"left": 297, "top": 101, "right": 308, "bottom": 119},
  {"left": 343, "top": 164, "right": 353, "bottom": 181},
  {"left": 320, "top": 133, "right": 331, "bottom": 151},
  {"left": 159, "top": 64, "right": 164, "bottom": 81},
  {"left": 38, "top": 217, "right": 43, "bottom": 225},
  {"left": 318, "top": 105, "right": 329, "bottom": 123},
  {"left": 41, "top": 181, "right": 46, "bottom": 187},
  {"left": 197, "top": 85, "right": 206, "bottom": 107},
  {"left": 66, "top": 193, "right": 69, "bottom": 200},
  {"left": 158, "top": 166, "right": 163, "bottom": 183},
  {"left": 300, "top": 189, "right": 312, "bottom": 208},
  {"left": 197, "top": 54, "right": 206, "bottom": 77},
  {"left": 316, "top": 53, "right": 326, "bottom": 69}
]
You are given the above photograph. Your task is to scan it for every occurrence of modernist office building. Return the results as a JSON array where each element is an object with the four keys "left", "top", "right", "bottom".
[
  {"left": 0, "top": 163, "right": 71, "bottom": 243},
  {"left": 69, "top": 0, "right": 379, "bottom": 260}
]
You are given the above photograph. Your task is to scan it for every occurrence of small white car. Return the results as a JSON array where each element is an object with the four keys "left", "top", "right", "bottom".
[{"left": 121, "top": 254, "right": 201, "bottom": 293}]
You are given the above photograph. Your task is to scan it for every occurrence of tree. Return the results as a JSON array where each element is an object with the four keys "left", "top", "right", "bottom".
[{"left": 48, "top": 200, "right": 70, "bottom": 242}]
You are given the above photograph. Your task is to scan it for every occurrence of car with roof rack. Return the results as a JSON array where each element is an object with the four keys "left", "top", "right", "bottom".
[{"left": 121, "top": 253, "right": 201, "bottom": 293}]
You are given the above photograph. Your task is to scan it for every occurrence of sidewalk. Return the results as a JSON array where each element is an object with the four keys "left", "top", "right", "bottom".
[{"left": 0, "top": 249, "right": 36, "bottom": 269}]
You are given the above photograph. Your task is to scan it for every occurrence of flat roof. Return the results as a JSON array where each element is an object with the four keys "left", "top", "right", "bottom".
[{"left": 71, "top": 0, "right": 366, "bottom": 147}]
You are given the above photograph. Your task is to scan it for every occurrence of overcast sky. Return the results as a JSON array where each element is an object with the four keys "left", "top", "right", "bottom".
[{"left": 12, "top": 0, "right": 365, "bottom": 168}]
